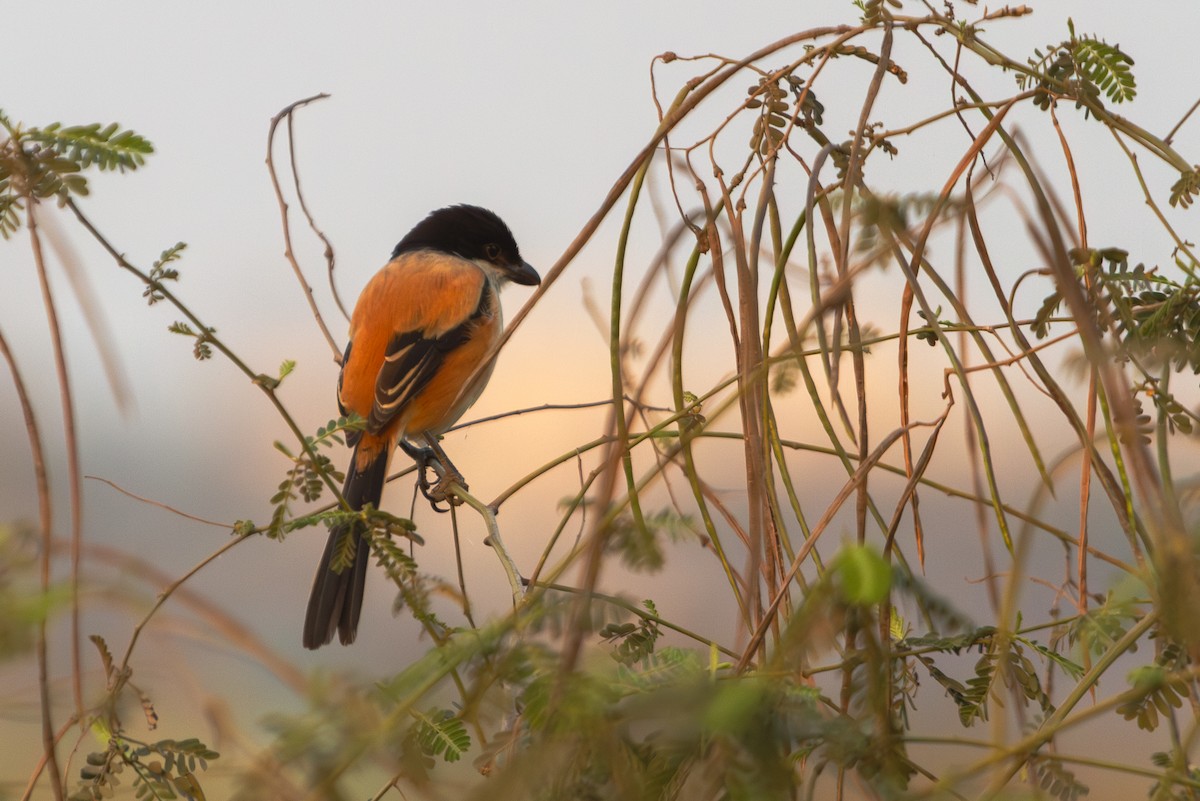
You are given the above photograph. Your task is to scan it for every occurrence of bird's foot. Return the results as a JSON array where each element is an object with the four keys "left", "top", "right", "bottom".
[
  {"left": 426, "top": 464, "right": 467, "bottom": 512},
  {"left": 401, "top": 439, "right": 467, "bottom": 512}
]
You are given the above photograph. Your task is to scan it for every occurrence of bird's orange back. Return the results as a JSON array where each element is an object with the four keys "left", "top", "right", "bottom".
[{"left": 339, "top": 251, "right": 497, "bottom": 467}]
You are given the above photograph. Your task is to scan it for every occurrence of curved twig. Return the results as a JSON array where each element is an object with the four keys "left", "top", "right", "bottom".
[{"left": 266, "top": 92, "right": 343, "bottom": 363}]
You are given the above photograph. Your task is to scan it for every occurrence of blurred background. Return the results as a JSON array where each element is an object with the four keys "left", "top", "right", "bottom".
[{"left": 2, "top": 1, "right": 1198, "bottom": 797}]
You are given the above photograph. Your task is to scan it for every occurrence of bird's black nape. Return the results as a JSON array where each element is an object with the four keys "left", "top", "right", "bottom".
[{"left": 392, "top": 204, "right": 523, "bottom": 265}]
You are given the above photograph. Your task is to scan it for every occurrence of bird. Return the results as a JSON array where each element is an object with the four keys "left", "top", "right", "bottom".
[{"left": 303, "top": 204, "right": 539, "bottom": 649}]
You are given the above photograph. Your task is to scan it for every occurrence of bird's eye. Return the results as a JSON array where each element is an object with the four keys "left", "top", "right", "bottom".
[{"left": 484, "top": 243, "right": 502, "bottom": 261}]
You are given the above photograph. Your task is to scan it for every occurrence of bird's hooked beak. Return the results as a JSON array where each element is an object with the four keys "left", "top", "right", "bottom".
[{"left": 508, "top": 260, "right": 541, "bottom": 287}]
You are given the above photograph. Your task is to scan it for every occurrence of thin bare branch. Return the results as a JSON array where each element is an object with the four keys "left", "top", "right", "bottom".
[
  {"left": 266, "top": 92, "right": 343, "bottom": 363},
  {"left": 28, "top": 200, "right": 85, "bottom": 732},
  {"left": 0, "top": 324, "right": 64, "bottom": 801}
]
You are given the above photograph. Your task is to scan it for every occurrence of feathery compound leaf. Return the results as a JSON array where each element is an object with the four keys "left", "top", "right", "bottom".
[
  {"left": 70, "top": 735, "right": 218, "bottom": 801},
  {"left": 1170, "top": 169, "right": 1200, "bottom": 209},
  {"left": 1018, "top": 636, "right": 1085, "bottom": 681},
  {"left": 0, "top": 111, "right": 150, "bottom": 232},
  {"left": 1030, "top": 756, "right": 1089, "bottom": 801},
  {"left": 599, "top": 599, "right": 663, "bottom": 666},
  {"left": 154, "top": 241, "right": 187, "bottom": 268},
  {"left": 88, "top": 634, "right": 116, "bottom": 683},
  {"left": 29, "top": 121, "right": 154, "bottom": 172},
  {"left": 0, "top": 193, "right": 20, "bottom": 239},
  {"left": 328, "top": 524, "right": 358, "bottom": 573},
  {"left": 144, "top": 242, "right": 185, "bottom": 304},
  {"left": 1073, "top": 37, "right": 1136, "bottom": 103},
  {"left": 1117, "top": 665, "right": 1185, "bottom": 731},
  {"left": 412, "top": 708, "right": 471, "bottom": 763}
]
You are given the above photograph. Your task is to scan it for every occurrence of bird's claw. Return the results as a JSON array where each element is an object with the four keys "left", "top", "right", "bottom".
[
  {"left": 401, "top": 440, "right": 466, "bottom": 512},
  {"left": 425, "top": 468, "right": 467, "bottom": 513}
]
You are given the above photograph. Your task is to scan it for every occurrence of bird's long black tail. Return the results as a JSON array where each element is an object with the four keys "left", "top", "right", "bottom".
[{"left": 303, "top": 448, "right": 389, "bottom": 648}]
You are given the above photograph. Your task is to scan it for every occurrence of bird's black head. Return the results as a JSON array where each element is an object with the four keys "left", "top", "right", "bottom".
[{"left": 392, "top": 205, "right": 540, "bottom": 286}]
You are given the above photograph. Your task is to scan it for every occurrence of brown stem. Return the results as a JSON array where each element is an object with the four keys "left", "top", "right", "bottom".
[
  {"left": 266, "top": 93, "right": 343, "bottom": 363},
  {"left": 28, "top": 199, "right": 86, "bottom": 740},
  {"left": 0, "top": 324, "right": 64, "bottom": 801}
]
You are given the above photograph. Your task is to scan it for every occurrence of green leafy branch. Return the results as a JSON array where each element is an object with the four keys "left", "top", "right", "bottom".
[
  {"left": 1116, "top": 640, "right": 1190, "bottom": 732},
  {"left": 599, "top": 598, "right": 663, "bottom": 665},
  {"left": 27, "top": 122, "right": 153, "bottom": 173},
  {"left": 264, "top": 416, "right": 363, "bottom": 540},
  {"left": 1073, "top": 36, "right": 1136, "bottom": 103},
  {"left": 1117, "top": 663, "right": 1187, "bottom": 732},
  {"left": 913, "top": 630, "right": 1074, "bottom": 727},
  {"left": 143, "top": 243, "right": 187, "bottom": 305},
  {"left": 1022, "top": 20, "right": 1137, "bottom": 112},
  {"left": 1100, "top": 250, "right": 1200, "bottom": 376},
  {"left": 0, "top": 111, "right": 153, "bottom": 238},
  {"left": 1064, "top": 590, "right": 1140, "bottom": 657},
  {"left": 367, "top": 531, "right": 461, "bottom": 642},
  {"left": 166, "top": 321, "right": 215, "bottom": 361},
  {"left": 1033, "top": 245, "right": 1200, "bottom": 383}
]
